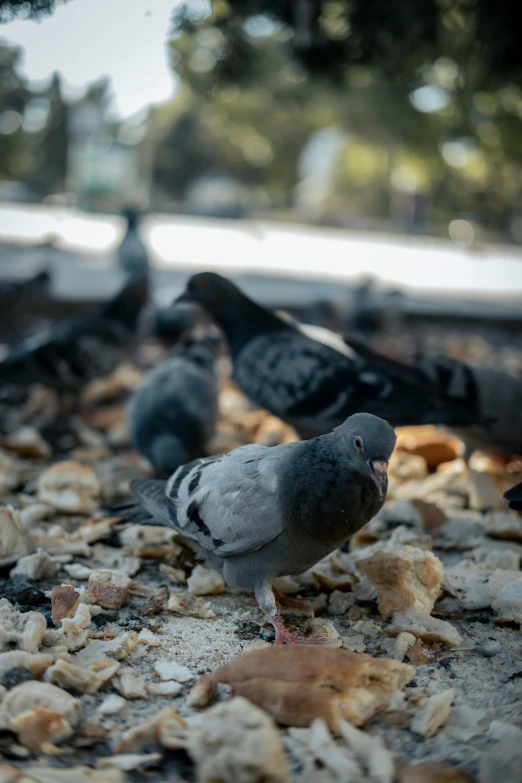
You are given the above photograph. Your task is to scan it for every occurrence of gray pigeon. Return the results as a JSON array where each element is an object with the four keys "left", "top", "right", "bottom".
[
  {"left": 127, "top": 333, "right": 219, "bottom": 475},
  {"left": 114, "top": 412, "right": 396, "bottom": 644},
  {"left": 176, "top": 272, "right": 484, "bottom": 439},
  {"left": 117, "top": 207, "right": 149, "bottom": 277}
]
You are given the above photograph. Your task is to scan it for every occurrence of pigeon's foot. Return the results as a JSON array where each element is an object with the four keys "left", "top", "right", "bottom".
[
  {"left": 273, "top": 588, "right": 314, "bottom": 617},
  {"left": 271, "top": 614, "right": 326, "bottom": 645}
]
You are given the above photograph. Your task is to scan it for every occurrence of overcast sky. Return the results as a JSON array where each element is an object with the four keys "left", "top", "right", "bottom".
[{"left": 1, "top": 0, "right": 183, "bottom": 117}]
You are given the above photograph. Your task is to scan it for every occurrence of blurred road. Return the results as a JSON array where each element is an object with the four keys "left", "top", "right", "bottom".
[{"left": 0, "top": 203, "right": 521, "bottom": 308}]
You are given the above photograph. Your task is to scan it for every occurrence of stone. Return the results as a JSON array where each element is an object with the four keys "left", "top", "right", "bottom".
[
  {"left": 399, "top": 761, "right": 473, "bottom": 782},
  {"left": 2, "top": 427, "right": 51, "bottom": 459},
  {"left": 187, "top": 565, "right": 225, "bottom": 595},
  {"left": 0, "top": 681, "right": 81, "bottom": 751},
  {"left": 479, "top": 737, "right": 522, "bottom": 783},
  {"left": 45, "top": 659, "right": 105, "bottom": 694},
  {"left": 52, "top": 585, "right": 81, "bottom": 625},
  {"left": 87, "top": 569, "right": 131, "bottom": 609},
  {"left": 471, "top": 546, "right": 520, "bottom": 571},
  {"left": 306, "top": 618, "right": 341, "bottom": 646},
  {"left": 92, "top": 544, "right": 141, "bottom": 577},
  {"left": 60, "top": 603, "right": 92, "bottom": 652},
  {"left": 411, "top": 689, "right": 456, "bottom": 737},
  {"left": 357, "top": 546, "right": 443, "bottom": 616},
  {"left": 328, "top": 591, "right": 355, "bottom": 616},
  {"left": 114, "top": 670, "right": 148, "bottom": 699},
  {"left": 154, "top": 660, "right": 194, "bottom": 683},
  {"left": 98, "top": 695, "right": 127, "bottom": 716},
  {"left": 491, "top": 578, "right": 522, "bottom": 624},
  {"left": 75, "top": 632, "right": 138, "bottom": 664},
  {"left": 0, "top": 507, "right": 35, "bottom": 567},
  {"left": 208, "top": 646, "right": 414, "bottom": 729},
  {"left": 96, "top": 754, "right": 162, "bottom": 772},
  {"left": 187, "top": 696, "right": 290, "bottom": 783},
  {"left": 10, "top": 549, "right": 58, "bottom": 581},
  {"left": 186, "top": 676, "right": 215, "bottom": 708},
  {"left": 115, "top": 706, "right": 186, "bottom": 753},
  {"left": 386, "top": 609, "right": 462, "bottom": 647},
  {"left": 0, "top": 600, "right": 46, "bottom": 654},
  {"left": 338, "top": 719, "right": 395, "bottom": 783},
  {"left": 340, "top": 633, "right": 366, "bottom": 653},
  {"left": 147, "top": 681, "right": 182, "bottom": 697},
  {"left": 352, "top": 620, "right": 382, "bottom": 638},
  {"left": 443, "top": 560, "right": 493, "bottom": 610},
  {"left": 0, "top": 449, "right": 24, "bottom": 494},
  {"left": 0, "top": 764, "right": 124, "bottom": 782},
  {"left": 159, "top": 563, "right": 186, "bottom": 584},
  {"left": 389, "top": 632, "right": 417, "bottom": 661},
  {"left": 485, "top": 511, "right": 522, "bottom": 542},
  {"left": 0, "top": 652, "right": 53, "bottom": 680},
  {"left": 137, "top": 628, "right": 161, "bottom": 647},
  {"left": 395, "top": 426, "right": 461, "bottom": 469},
  {"left": 62, "top": 563, "right": 93, "bottom": 580},
  {"left": 468, "top": 469, "right": 509, "bottom": 511},
  {"left": 37, "top": 461, "right": 101, "bottom": 514},
  {"left": 167, "top": 592, "right": 216, "bottom": 619}
]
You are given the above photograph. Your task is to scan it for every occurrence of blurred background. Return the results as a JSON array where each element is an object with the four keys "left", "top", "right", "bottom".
[{"left": 0, "top": 0, "right": 521, "bottom": 357}]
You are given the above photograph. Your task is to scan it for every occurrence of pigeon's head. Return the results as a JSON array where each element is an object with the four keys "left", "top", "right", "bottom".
[
  {"left": 177, "top": 272, "right": 243, "bottom": 315},
  {"left": 335, "top": 413, "right": 396, "bottom": 499}
]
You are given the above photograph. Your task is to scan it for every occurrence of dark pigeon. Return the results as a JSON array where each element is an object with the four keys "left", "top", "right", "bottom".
[
  {"left": 344, "top": 335, "right": 522, "bottom": 459},
  {"left": 0, "top": 275, "right": 149, "bottom": 391},
  {"left": 504, "top": 481, "right": 522, "bottom": 511},
  {"left": 113, "top": 412, "right": 396, "bottom": 644},
  {"left": 176, "top": 272, "right": 485, "bottom": 439},
  {"left": 127, "top": 331, "right": 219, "bottom": 475}
]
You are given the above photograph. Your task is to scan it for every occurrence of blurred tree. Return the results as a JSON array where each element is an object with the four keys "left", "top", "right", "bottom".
[
  {"left": 0, "top": 0, "right": 63, "bottom": 24},
  {"left": 149, "top": 0, "right": 522, "bottom": 235},
  {"left": 0, "top": 42, "right": 69, "bottom": 196}
]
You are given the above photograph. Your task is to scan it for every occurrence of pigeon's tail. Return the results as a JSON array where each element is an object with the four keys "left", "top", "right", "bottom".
[
  {"left": 343, "top": 334, "right": 485, "bottom": 427},
  {"left": 504, "top": 480, "right": 522, "bottom": 511},
  {"left": 150, "top": 435, "right": 189, "bottom": 477},
  {"left": 109, "top": 478, "right": 171, "bottom": 528}
]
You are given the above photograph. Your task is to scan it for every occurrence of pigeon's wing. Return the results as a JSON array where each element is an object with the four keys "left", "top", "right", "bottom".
[
  {"left": 158, "top": 444, "right": 288, "bottom": 558},
  {"left": 1, "top": 276, "right": 148, "bottom": 389},
  {"left": 233, "top": 329, "right": 372, "bottom": 420},
  {"left": 0, "top": 315, "right": 130, "bottom": 389}
]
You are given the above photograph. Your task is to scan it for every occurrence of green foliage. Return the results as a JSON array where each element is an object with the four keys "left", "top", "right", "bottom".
[
  {"left": 0, "top": 42, "right": 68, "bottom": 196},
  {"left": 147, "top": 0, "right": 522, "bottom": 233}
]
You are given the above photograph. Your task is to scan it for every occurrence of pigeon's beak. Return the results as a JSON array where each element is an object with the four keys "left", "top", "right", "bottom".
[{"left": 369, "top": 460, "right": 388, "bottom": 499}]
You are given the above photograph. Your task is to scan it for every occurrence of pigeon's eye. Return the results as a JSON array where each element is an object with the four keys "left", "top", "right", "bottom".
[{"left": 353, "top": 436, "right": 364, "bottom": 453}]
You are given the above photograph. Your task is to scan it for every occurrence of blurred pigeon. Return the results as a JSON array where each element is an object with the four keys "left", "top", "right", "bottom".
[
  {"left": 345, "top": 335, "right": 522, "bottom": 459},
  {"left": 152, "top": 301, "right": 207, "bottom": 345},
  {"left": 117, "top": 207, "right": 149, "bottom": 277},
  {"left": 0, "top": 269, "right": 52, "bottom": 343},
  {"left": 504, "top": 481, "right": 522, "bottom": 511},
  {"left": 176, "top": 272, "right": 483, "bottom": 438},
  {"left": 114, "top": 412, "right": 396, "bottom": 644},
  {"left": 0, "top": 275, "right": 149, "bottom": 391},
  {"left": 127, "top": 332, "right": 219, "bottom": 475}
]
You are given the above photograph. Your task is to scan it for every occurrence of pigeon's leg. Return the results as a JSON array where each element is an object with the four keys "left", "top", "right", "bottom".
[
  {"left": 272, "top": 588, "right": 314, "bottom": 617},
  {"left": 255, "top": 581, "right": 326, "bottom": 645}
]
